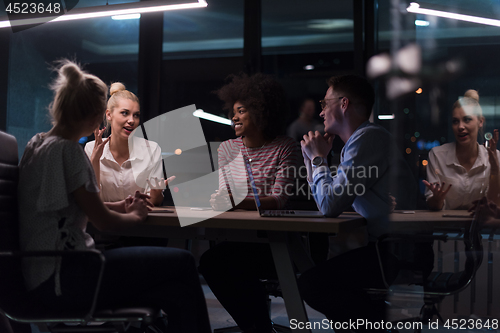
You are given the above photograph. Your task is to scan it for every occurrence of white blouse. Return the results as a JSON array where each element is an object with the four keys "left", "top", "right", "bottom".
[
  {"left": 19, "top": 134, "right": 99, "bottom": 293},
  {"left": 85, "top": 136, "right": 164, "bottom": 202},
  {"left": 425, "top": 142, "right": 500, "bottom": 210}
]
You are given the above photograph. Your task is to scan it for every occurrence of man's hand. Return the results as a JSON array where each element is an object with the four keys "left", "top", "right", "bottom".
[{"left": 301, "top": 131, "right": 334, "bottom": 160}]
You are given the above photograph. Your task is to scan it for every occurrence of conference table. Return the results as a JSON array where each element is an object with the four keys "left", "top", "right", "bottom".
[{"left": 97, "top": 208, "right": 474, "bottom": 332}]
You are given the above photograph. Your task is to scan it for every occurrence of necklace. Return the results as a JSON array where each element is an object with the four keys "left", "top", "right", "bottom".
[{"left": 242, "top": 138, "right": 268, "bottom": 163}]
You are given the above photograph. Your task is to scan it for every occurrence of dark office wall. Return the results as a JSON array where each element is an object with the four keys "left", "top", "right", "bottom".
[{"left": 7, "top": 33, "right": 53, "bottom": 158}]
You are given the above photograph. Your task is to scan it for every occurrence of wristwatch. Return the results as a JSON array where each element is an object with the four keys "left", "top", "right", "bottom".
[{"left": 312, "top": 156, "right": 327, "bottom": 168}]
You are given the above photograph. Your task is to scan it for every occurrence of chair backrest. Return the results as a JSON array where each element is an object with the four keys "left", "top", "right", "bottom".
[
  {"left": 423, "top": 210, "right": 483, "bottom": 294},
  {"left": 0, "top": 131, "right": 25, "bottom": 313},
  {"left": 0, "top": 131, "right": 20, "bottom": 252}
]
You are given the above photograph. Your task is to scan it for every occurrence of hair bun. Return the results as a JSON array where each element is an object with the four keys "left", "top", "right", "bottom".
[
  {"left": 464, "top": 89, "right": 479, "bottom": 102},
  {"left": 110, "top": 82, "right": 127, "bottom": 96},
  {"left": 60, "top": 61, "right": 83, "bottom": 88}
]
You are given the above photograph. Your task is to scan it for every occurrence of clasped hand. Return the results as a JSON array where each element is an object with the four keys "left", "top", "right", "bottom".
[
  {"left": 124, "top": 191, "right": 151, "bottom": 220},
  {"left": 300, "top": 131, "right": 334, "bottom": 161},
  {"left": 210, "top": 188, "right": 233, "bottom": 211}
]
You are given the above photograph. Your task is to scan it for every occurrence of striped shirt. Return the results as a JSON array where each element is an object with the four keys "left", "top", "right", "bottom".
[{"left": 218, "top": 136, "right": 300, "bottom": 209}]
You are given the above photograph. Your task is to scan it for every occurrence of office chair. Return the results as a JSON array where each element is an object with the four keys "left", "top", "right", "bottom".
[
  {"left": 213, "top": 279, "right": 291, "bottom": 333},
  {"left": 0, "top": 130, "right": 162, "bottom": 333},
  {"left": 368, "top": 209, "right": 483, "bottom": 333}
]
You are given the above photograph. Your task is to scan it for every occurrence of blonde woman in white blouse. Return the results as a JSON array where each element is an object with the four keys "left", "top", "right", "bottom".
[
  {"left": 85, "top": 83, "right": 174, "bottom": 206},
  {"left": 424, "top": 90, "right": 500, "bottom": 210}
]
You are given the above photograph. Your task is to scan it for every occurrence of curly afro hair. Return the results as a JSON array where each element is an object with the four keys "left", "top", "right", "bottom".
[{"left": 216, "top": 73, "right": 289, "bottom": 139}]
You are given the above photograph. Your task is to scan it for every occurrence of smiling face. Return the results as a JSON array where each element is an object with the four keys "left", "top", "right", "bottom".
[
  {"left": 452, "top": 106, "right": 483, "bottom": 146},
  {"left": 231, "top": 101, "right": 259, "bottom": 137},
  {"left": 319, "top": 86, "right": 344, "bottom": 135},
  {"left": 106, "top": 98, "right": 140, "bottom": 140}
]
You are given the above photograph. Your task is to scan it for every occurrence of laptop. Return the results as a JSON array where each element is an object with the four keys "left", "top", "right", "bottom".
[{"left": 243, "top": 156, "right": 324, "bottom": 217}]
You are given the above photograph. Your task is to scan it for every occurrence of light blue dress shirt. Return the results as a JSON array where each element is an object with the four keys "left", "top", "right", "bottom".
[{"left": 309, "top": 121, "right": 414, "bottom": 241}]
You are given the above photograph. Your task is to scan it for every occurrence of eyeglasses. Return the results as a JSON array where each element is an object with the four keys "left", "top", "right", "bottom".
[{"left": 320, "top": 97, "right": 344, "bottom": 110}]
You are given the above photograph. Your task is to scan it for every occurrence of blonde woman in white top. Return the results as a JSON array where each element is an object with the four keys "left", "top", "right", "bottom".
[
  {"left": 424, "top": 90, "right": 500, "bottom": 210},
  {"left": 85, "top": 83, "right": 174, "bottom": 206}
]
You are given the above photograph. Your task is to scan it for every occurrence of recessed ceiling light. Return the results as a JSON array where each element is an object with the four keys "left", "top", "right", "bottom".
[{"left": 307, "top": 19, "right": 353, "bottom": 30}]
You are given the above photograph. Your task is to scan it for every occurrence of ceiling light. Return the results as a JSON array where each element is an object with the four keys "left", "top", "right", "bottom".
[
  {"left": 0, "top": 0, "right": 207, "bottom": 29},
  {"left": 414, "top": 20, "right": 430, "bottom": 26},
  {"left": 378, "top": 114, "right": 395, "bottom": 120},
  {"left": 407, "top": 2, "right": 500, "bottom": 27},
  {"left": 193, "top": 109, "right": 231, "bottom": 125},
  {"left": 307, "top": 19, "right": 353, "bottom": 30},
  {"left": 303, "top": 65, "right": 314, "bottom": 70},
  {"left": 112, "top": 14, "right": 141, "bottom": 20}
]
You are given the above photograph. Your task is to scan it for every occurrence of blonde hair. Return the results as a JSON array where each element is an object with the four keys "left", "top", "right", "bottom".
[
  {"left": 104, "top": 82, "right": 140, "bottom": 130},
  {"left": 453, "top": 89, "right": 484, "bottom": 139},
  {"left": 453, "top": 89, "right": 482, "bottom": 117},
  {"left": 49, "top": 60, "right": 107, "bottom": 129}
]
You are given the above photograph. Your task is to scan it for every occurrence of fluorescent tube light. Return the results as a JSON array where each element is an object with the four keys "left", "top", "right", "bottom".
[
  {"left": 407, "top": 2, "right": 500, "bottom": 27},
  {"left": 414, "top": 20, "right": 430, "bottom": 26},
  {"left": 193, "top": 109, "right": 232, "bottom": 125},
  {"left": 112, "top": 14, "right": 141, "bottom": 20},
  {"left": 378, "top": 114, "right": 395, "bottom": 120},
  {"left": 1, "top": 0, "right": 207, "bottom": 28}
]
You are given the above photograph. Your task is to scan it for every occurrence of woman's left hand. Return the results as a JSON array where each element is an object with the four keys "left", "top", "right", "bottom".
[{"left": 487, "top": 129, "right": 499, "bottom": 175}]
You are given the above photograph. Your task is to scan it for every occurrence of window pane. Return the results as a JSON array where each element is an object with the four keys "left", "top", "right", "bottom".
[
  {"left": 162, "top": 0, "right": 244, "bottom": 59},
  {"left": 6, "top": 13, "right": 139, "bottom": 156}
]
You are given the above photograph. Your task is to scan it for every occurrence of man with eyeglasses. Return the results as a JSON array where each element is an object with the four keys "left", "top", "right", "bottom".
[{"left": 299, "top": 75, "right": 421, "bottom": 331}]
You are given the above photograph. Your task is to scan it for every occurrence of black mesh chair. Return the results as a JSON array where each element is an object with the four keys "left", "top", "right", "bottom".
[
  {"left": 213, "top": 279, "right": 291, "bottom": 333},
  {"left": 368, "top": 209, "right": 483, "bottom": 333},
  {"left": 0, "top": 131, "right": 162, "bottom": 333}
]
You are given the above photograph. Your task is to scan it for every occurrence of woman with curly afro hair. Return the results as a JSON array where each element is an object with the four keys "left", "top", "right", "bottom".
[
  {"left": 209, "top": 73, "right": 299, "bottom": 210},
  {"left": 200, "top": 73, "right": 300, "bottom": 333}
]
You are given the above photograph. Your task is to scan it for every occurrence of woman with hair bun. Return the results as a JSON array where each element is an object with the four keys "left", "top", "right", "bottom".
[
  {"left": 424, "top": 89, "right": 500, "bottom": 210},
  {"left": 84, "top": 82, "right": 174, "bottom": 206},
  {"left": 18, "top": 60, "right": 210, "bottom": 333}
]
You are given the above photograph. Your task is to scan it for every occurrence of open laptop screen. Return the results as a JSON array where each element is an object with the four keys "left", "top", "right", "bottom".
[{"left": 243, "top": 156, "right": 262, "bottom": 212}]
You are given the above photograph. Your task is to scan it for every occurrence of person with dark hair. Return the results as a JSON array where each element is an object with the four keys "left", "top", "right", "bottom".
[
  {"left": 424, "top": 89, "right": 500, "bottom": 210},
  {"left": 199, "top": 73, "right": 300, "bottom": 333},
  {"left": 298, "top": 74, "right": 420, "bottom": 329},
  {"left": 18, "top": 60, "right": 211, "bottom": 333},
  {"left": 286, "top": 98, "right": 322, "bottom": 142},
  {"left": 209, "top": 72, "right": 299, "bottom": 211}
]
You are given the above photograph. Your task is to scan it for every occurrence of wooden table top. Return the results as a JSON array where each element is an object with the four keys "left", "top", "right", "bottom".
[
  {"left": 142, "top": 208, "right": 474, "bottom": 234},
  {"left": 147, "top": 207, "right": 367, "bottom": 233}
]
